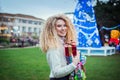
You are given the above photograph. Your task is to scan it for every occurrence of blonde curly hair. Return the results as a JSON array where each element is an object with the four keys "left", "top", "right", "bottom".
[{"left": 40, "top": 14, "right": 77, "bottom": 53}]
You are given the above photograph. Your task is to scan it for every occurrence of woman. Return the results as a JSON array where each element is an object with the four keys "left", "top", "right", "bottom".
[{"left": 40, "top": 14, "right": 80, "bottom": 80}]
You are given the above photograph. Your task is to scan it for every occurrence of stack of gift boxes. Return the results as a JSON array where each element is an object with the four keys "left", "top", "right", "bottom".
[{"left": 64, "top": 41, "right": 86, "bottom": 80}]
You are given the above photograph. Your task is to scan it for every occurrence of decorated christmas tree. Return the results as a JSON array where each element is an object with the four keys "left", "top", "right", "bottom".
[{"left": 73, "top": 0, "right": 101, "bottom": 47}]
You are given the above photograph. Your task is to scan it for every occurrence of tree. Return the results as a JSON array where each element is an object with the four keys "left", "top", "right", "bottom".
[
  {"left": 94, "top": 0, "right": 120, "bottom": 28},
  {"left": 93, "top": 0, "right": 120, "bottom": 46}
]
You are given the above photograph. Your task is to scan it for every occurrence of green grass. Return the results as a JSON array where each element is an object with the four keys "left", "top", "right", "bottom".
[
  {"left": 0, "top": 47, "right": 120, "bottom": 80},
  {"left": 0, "top": 47, "right": 49, "bottom": 80},
  {"left": 86, "top": 55, "right": 120, "bottom": 80}
]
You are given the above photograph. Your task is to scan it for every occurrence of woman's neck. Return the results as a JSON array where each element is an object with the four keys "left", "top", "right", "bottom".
[{"left": 59, "top": 36, "right": 66, "bottom": 44}]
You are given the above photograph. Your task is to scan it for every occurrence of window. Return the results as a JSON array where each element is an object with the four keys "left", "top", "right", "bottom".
[
  {"left": 39, "top": 22, "right": 41, "bottom": 25},
  {"left": 28, "top": 20, "right": 33, "bottom": 24},
  {"left": 22, "top": 19, "right": 27, "bottom": 23},
  {"left": 18, "top": 26, "right": 20, "bottom": 31},
  {"left": 28, "top": 27, "right": 32, "bottom": 32},
  {"left": 34, "top": 21, "right": 38, "bottom": 25},
  {"left": 22, "top": 26, "right": 26, "bottom": 32},
  {"left": 18, "top": 19, "right": 22, "bottom": 23},
  {"left": 34, "top": 28, "right": 37, "bottom": 32}
]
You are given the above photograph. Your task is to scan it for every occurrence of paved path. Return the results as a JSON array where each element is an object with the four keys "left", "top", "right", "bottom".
[{"left": 0, "top": 45, "right": 38, "bottom": 50}]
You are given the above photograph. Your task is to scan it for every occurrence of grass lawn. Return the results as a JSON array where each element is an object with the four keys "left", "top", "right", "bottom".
[{"left": 0, "top": 47, "right": 120, "bottom": 80}]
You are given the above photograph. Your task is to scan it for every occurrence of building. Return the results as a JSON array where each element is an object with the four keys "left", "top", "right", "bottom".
[
  {"left": 0, "top": 13, "right": 45, "bottom": 38},
  {"left": 64, "top": 12, "right": 74, "bottom": 22}
]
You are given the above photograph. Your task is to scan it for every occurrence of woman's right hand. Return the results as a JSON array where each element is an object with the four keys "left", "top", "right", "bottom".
[{"left": 72, "top": 51, "right": 80, "bottom": 66}]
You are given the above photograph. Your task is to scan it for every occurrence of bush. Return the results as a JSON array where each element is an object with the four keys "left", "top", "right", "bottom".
[{"left": 0, "top": 38, "right": 10, "bottom": 44}]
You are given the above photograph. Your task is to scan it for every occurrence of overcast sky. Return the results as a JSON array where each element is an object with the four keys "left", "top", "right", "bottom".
[{"left": 0, "top": 0, "right": 108, "bottom": 20}]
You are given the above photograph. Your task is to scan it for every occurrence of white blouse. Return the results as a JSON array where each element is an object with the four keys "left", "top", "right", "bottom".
[{"left": 46, "top": 46, "right": 76, "bottom": 78}]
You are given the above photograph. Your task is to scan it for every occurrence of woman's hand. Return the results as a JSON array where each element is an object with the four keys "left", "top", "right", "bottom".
[{"left": 72, "top": 51, "right": 80, "bottom": 66}]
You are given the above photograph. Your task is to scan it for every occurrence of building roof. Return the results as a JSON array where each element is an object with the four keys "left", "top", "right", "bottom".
[{"left": 0, "top": 13, "right": 45, "bottom": 21}]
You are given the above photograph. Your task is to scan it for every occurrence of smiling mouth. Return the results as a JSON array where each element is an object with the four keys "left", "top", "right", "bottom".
[{"left": 61, "top": 32, "right": 66, "bottom": 34}]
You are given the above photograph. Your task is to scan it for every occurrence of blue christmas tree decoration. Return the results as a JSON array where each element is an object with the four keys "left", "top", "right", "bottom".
[{"left": 73, "top": 0, "right": 102, "bottom": 47}]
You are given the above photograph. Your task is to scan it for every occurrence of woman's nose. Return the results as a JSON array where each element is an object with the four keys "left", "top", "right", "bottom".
[{"left": 62, "top": 26, "right": 66, "bottom": 29}]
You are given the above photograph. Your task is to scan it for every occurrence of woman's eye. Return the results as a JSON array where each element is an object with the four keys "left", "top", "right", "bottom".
[
  {"left": 56, "top": 24, "right": 67, "bottom": 27},
  {"left": 64, "top": 25, "right": 67, "bottom": 27},
  {"left": 57, "top": 25, "right": 61, "bottom": 27}
]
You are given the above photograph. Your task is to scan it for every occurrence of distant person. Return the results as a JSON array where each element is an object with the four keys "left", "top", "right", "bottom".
[
  {"left": 21, "top": 38, "right": 24, "bottom": 47},
  {"left": 116, "top": 43, "right": 120, "bottom": 53},
  {"left": 40, "top": 14, "right": 80, "bottom": 80}
]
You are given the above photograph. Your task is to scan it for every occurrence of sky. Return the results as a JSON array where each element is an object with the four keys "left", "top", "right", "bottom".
[{"left": 0, "top": 0, "right": 108, "bottom": 20}]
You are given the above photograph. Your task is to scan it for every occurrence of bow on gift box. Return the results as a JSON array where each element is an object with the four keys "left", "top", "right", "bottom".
[
  {"left": 64, "top": 41, "right": 77, "bottom": 64},
  {"left": 64, "top": 41, "right": 86, "bottom": 80}
]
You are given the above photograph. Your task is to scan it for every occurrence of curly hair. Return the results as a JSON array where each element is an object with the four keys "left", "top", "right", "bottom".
[{"left": 40, "top": 14, "right": 77, "bottom": 53}]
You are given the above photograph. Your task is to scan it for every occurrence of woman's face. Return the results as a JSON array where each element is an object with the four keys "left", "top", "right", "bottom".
[{"left": 55, "top": 19, "right": 68, "bottom": 37}]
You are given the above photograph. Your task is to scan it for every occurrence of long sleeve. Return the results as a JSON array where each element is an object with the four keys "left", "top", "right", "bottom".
[{"left": 46, "top": 48, "right": 76, "bottom": 78}]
